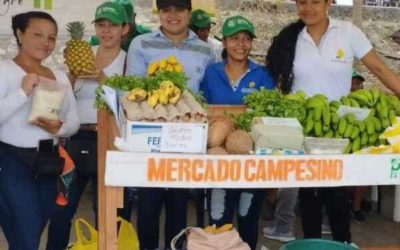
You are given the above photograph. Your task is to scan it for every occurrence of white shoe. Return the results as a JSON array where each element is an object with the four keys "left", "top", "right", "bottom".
[
  {"left": 321, "top": 223, "right": 332, "bottom": 235},
  {"left": 263, "top": 226, "right": 296, "bottom": 243},
  {"left": 345, "top": 241, "right": 360, "bottom": 249}
]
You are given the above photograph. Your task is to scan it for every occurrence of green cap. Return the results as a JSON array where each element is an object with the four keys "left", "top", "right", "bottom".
[
  {"left": 94, "top": 1, "right": 128, "bottom": 25},
  {"left": 190, "top": 9, "right": 213, "bottom": 28},
  {"left": 222, "top": 15, "right": 256, "bottom": 38},
  {"left": 111, "top": 0, "right": 134, "bottom": 22},
  {"left": 352, "top": 70, "right": 365, "bottom": 81}
]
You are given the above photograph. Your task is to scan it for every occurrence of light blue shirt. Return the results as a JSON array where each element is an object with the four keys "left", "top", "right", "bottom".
[{"left": 126, "top": 29, "right": 214, "bottom": 91}]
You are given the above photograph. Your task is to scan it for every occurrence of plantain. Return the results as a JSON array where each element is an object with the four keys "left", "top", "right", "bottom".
[
  {"left": 215, "top": 224, "right": 233, "bottom": 234},
  {"left": 344, "top": 124, "right": 354, "bottom": 138},
  {"left": 127, "top": 88, "right": 147, "bottom": 102},
  {"left": 147, "top": 62, "right": 159, "bottom": 76},
  {"left": 169, "top": 86, "right": 182, "bottom": 104},
  {"left": 352, "top": 136, "right": 361, "bottom": 152},
  {"left": 338, "top": 118, "right": 347, "bottom": 135},
  {"left": 147, "top": 90, "right": 160, "bottom": 108},
  {"left": 166, "top": 55, "right": 178, "bottom": 65}
]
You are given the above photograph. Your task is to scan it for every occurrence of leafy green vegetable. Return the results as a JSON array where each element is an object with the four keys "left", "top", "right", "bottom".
[
  {"left": 144, "top": 71, "right": 187, "bottom": 91},
  {"left": 235, "top": 110, "right": 266, "bottom": 132},
  {"left": 243, "top": 89, "right": 307, "bottom": 123}
]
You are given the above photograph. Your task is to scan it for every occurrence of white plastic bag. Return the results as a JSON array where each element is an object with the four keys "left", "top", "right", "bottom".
[{"left": 28, "top": 77, "right": 66, "bottom": 123}]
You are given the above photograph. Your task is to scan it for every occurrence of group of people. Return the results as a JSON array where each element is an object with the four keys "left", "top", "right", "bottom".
[{"left": 0, "top": 0, "right": 400, "bottom": 249}]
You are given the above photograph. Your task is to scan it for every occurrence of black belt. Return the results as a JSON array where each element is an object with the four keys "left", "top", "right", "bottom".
[{"left": 80, "top": 124, "right": 97, "bottom": 132}]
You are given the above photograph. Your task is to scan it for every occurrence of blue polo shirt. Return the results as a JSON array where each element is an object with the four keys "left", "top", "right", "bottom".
[
  {"left": 200, "top": 60, "right": 275, "bottom": 104},
  {"left": 126, "top": 29, "right": 214, "bottom": 91}
]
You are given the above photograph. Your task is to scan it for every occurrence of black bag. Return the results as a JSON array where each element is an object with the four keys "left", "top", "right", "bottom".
[
  {"left": 65, "top": 138, "right": 97, "bottom": 176},
  {"left": 33, "top": 151, "right": 64, "bottom": 176}
]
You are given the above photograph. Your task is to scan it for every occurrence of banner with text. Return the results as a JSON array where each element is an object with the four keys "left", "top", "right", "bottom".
[{"left": 105, "top": 151, "right": 400, "bottom": 188}]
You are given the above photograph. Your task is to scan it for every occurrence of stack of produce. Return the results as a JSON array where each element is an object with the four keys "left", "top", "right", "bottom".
[
  {"left": 96, "top": 55, "right": 207, "bottom": 123},
  {"left": 303, "top": 88, "right": 400, "bottom": 153},
  {"left": 235, "top": 89, "right": 307, "bottom": 131},
  {"left": 147, "top": 56, "right": 184, "bottom": 76},
  {"left": 64, "top": 22, "right": 96, "bottom": 78},
  {"left": 207, "top": 116, "right": 253, "bottom": 155}
]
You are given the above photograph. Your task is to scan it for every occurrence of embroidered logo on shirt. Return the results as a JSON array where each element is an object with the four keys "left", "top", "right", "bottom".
[
  {"left": 241, "top": 82, "right": 257, "bottom": 94},
  {"left": 336, "top": 49, "right": 345, "bottom": 59},
  {"left": 249, "top": 82, "right": 256, "bottom": 88}
]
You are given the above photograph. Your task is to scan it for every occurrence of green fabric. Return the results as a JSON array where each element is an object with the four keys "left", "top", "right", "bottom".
[
  {"left": 222, "top": 15, "right": 256, "bottom": 38},
  {"left": 352, "top": 70, "right": 365, "bottom": 81},
  {"left": 94, "top": 1, "right": 128, "bottom": 25},
  {"left": 190, "top": 9, "right": 211, "bottom": 28},
  {"left": 89, "top": 23, "right": 151, "bottom": 52},
  {"left": 111, "top": 0, "right": 134, "bottom": 22},
  {"left": 280, "top": 239, "right": 355, "bottom": 250}
]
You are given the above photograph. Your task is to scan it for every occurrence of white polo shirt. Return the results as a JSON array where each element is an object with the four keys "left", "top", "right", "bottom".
[{"left": 291, "top": 18, "right": 372, "bottom": 101}]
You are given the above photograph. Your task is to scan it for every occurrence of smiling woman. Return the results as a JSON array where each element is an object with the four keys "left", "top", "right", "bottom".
[{"left": 0, "top": 11, "right": 79, "bottom": 250}]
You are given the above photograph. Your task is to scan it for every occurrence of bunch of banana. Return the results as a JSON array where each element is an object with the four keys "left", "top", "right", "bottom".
[
  {"left": 147, "top": 80, "right": 182, "bottom": 108},
  {"left": 303, "top": 94, "right": 331, "bottom": 137},
  {"left": 127, "top": 88, "right": 147, "bottom": 102},
  {"left": 147, "top": 56, "right": 184, "bottom": 76},
  {"left": 302, "top": 88, "right": 400, "bottom": 154},
  {"left": 204, "top": 224, "right": 233, "bottom": 234}
]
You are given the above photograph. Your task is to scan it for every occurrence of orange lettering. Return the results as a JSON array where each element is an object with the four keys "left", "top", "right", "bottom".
[
  {"left": 244, "top": 160, "right": 256, "bottom": 182},
  {"left": 148, "top": 158, "right": 166, "bottom": 181},
  {"left": 192, "top": 159, "right": 204, "bottom": 182}
]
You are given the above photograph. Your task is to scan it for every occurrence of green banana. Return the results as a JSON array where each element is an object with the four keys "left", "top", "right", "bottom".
[
  {"left": 388, "top": 109, "right": 397, "bottom": 126},
  {"left": 370, "top": 87, "right": 381, "bottom": 105},
  {"left": 350, "top": 127, "right": 360, "bottom": 140},
  {"left": 329, "top": 100, "right": 341, "bottom": 109},
  {"left": 338, "top": 118, "right": 347, "bottom": 135},
  {"left": 361, "top": 131, "right": 369, "bottom": 146},
  {"left": 324, "top": 130, "right": 334, "bottom": 138},
  {"left": 369, "top": 133, "right": 378, "bottom": 144},
  {"left": 304, "top": 119, "right": 314, "bottom": 134},
  {"left": 348, "top": 98, "right": 360, "bottom": 108},
  {"left": 366, "top": 119, "right": 375, "bottom": 135},
  {"left": 372, "top": 117, "right": 382, "bottom": 132},
  {"left": 382, "top": 118, "right": 390, "bottom": 129},
  {"left": 306, "top": 96, "right": 328, "bottom": 109},
  {"left": 344, "top": 113, "right": 357, "bottom": 124},
  {"left": 348, "top": 89, "right": 373, "bottom": 107},
  {"left": 340, "top": 96, "right": 351, "bottom": 106},
  {"left": 314, "top": 107, "right": 322, "bottom": 121},
  {"left": 314, "top": 121, "right": 323, "bottom": 137},
  {"left": 322, "top": 108, "right": 331, "bottom": 125},
  {"left": 344, "top": 142, "right": 352, "bottom": 154},
  {"left": 352, "top": 136, "right": 361, "bottom": 152},
  {"left": 331, "top": 113, "right": 339, "bottom": 125},
  {"left": 344, "top": 124, "right": 354, "bottom": 138},
  {"left": 356, "top": 121, "right": 366, "bottom": 132}
]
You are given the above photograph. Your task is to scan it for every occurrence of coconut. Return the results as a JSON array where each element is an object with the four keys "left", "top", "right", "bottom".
[
  {"left": 225, "top": 130, "right": 253, "bottom": 154},
  {"left": 207, "top": 146, "right": 229, "bottom": 155},
  {"left": 207, "top": 118, "right": 235, "bottom": 147}
]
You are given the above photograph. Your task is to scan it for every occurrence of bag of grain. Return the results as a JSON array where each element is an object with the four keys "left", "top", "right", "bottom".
[{"left": 28, "top": 77, "right": 66, "bottom": 123}]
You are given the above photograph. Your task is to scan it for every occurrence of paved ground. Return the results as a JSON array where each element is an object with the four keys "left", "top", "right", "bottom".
[{"left": 1, "top": 186, "right": 400, "bottom": 250}]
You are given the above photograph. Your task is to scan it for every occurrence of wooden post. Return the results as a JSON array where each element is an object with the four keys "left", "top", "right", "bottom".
[{"left": 97, "top": 110, "right": 124, "bottom": 250}]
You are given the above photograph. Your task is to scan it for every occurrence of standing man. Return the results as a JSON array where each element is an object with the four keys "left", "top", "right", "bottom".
[
  {"left": 126, "top": 0, "right": 213, "bottom": 249},
  {"left": 189, "top": 9, "right": 223, "bottom": 62},
  {"left": 89, "top": 0, "right": 152, "bottom": 52},
  {"left": 126, "top": 0, "right": 213, "bottom": 92}
]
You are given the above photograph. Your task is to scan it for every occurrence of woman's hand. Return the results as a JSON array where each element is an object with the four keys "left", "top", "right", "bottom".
[
  {"left": 31, "top": 117, "right": 62, "bottom": 135},
  {"left": 76, "top": 68, "right": 106, "bottom": 82},
  {"left": 22, "top": 73, "right": 40, "bottom": 96}
]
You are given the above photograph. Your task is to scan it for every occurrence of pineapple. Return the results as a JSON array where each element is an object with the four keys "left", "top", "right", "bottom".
[{"left": 64, "top": 22, "right": 96, "bottom": 77}]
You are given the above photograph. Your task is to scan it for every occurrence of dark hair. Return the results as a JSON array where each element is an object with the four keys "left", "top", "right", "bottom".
[
  {"left": 265, "top": 20, "right": 305, "bottom": 94},
  {"left": 12, "top": 11, "right": 58, "bottom": 46}
]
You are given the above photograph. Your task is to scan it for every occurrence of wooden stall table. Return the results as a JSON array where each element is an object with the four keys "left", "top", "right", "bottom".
[{"left": 97, "top": 107, "right": 400, "bottom": 250}]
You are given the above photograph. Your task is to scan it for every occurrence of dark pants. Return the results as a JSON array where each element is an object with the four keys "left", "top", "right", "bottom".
[
  {"left": 208, "top": 189, "right": 266, "bottom": 250},
  {"left": 46, "top": 130, "right": 98, "bottom": 250},
  {"left": 137, "top": 188, "right": 188, "bottom": 250},
  {"left": 46, "top": 130, "right": 135, "bottom": 250},
  {"left": 0, "top": 142, "right": 57, "bottom": 250},
  {"left": 299, "top": 187, "right": 352, "bottom": 243}
]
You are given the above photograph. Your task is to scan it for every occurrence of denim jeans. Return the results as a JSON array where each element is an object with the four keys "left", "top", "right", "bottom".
[
  {"left": 208, "top": 189, "right": 266, "bottom": 250},
  {"left": 0, "top": 142, "right": 57, "bottom": 250},
  {"left": 137, "top": 188, "right": 188, "bottom": 250},
  {"left": 274, "top": 188, "right": 299, "bottom": 233},
  {"left": 299, "top": 187, "right": 352, "bottom": 242}
]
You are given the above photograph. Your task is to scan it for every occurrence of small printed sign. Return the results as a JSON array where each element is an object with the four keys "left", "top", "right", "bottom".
[{"left": 160, "top": 124, "right": 207, "bottom": 154}]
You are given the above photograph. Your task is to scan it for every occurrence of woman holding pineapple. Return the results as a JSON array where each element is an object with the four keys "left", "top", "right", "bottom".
[
  {"left": 45, "top": 2, "right": 129, "bottom": 250},
  {"left": 0, "top": 11, "right": 80, "bottom": 250}
]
